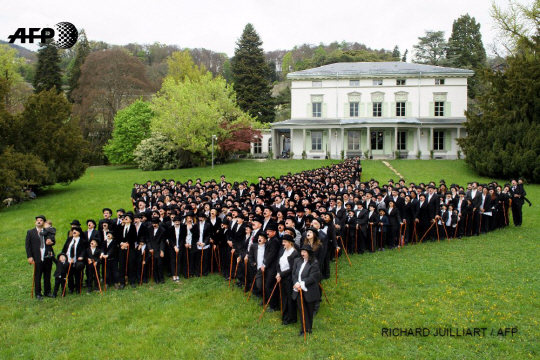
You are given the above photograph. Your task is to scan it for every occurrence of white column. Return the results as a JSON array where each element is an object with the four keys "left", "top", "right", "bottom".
[
  {"left": 341, "top": 127, "right": 345, "bottom": 158},
  {"left": 328, "top": 128, "right": 332, "bottom": 158},
  {"left": 394, "top": 126, "right": 398, "bottom": 157},
  {"left": 290, "top": 128, "right": 294, "bottom": 159},
  {"left": 367, "top": 126, "right": 371, "bottom": 158},
  {"left": 417, "top": 127, "right": 421, "bottom": 157},
  {"left": 302, "top": 129, "right": 306, "bottom": 154},
  {"left": 430, "top": 127, "right": 434, "bottom": 151}
]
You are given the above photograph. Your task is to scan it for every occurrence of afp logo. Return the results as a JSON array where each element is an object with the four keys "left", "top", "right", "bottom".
[{"left": 8, "top": 22, "right": 79, "bottom": 49}]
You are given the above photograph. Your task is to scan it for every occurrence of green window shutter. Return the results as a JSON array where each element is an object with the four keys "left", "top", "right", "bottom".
[
  {"left": 307, "top": 104, "right": 311, "bottom": 117},
  {"left": 382, "top": 102, "right": 388, "bottom": 117},
  {"left": 406, "top": 101, "right": 412, "bottom": 117},
  {"left": 444, "top": 130, "right": 451, "bottom": 150},
  {"left": 344, "top": 103, "right": 349, "bottom": 118},
  {"left": 322, "top": 103, "right": 327, "bottom": 117},
  {"left": 429, "top": 102, "right": 434, "bottom": 117},
  {"left": 360, "top": 103, "right": 365, "bottom": 117},
  {"left": 445, "top": 102, "right": 451, "bottom": 117}
]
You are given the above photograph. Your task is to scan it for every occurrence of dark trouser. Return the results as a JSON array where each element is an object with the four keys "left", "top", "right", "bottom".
[
  {"left": 490, "top": 210, "right": 498, "bottom": 231},
  {"left": 265, "top": 270, "right": 278, "bottom": 310},
  {"left": 254, "top": 269, "right": 264, "bottom": 298},
  {"left": 512, "top": 201, "right": 523, "bottom": 226},
  {"left": 67, "top": 261, "right": 85, "bottom": 293},
  {"left": 137, "top": 259, "right": 149, "bottom": 284},
  {"left": 86, "top": 263, "right": 100, "bottom": 290},
  {"left": 236, "top": 258, "right": 247, "bottom": 286},
  {"left": 102, "top": 258, "right": 119, "bottom": 287},
  {"left": 195, "top": 248, "right": 210, "bottom": 277},
  {"left": 322, "top": 246, "right": 331, "bottom": 279},
  {"left": 169, "top": 248, "right": 183, "bottom": 277},
  {"left": 471, "top": 210, "right": 480, "bottom": 235},
  {"left": 150, "top": 256, "right": 164, "bottom": 283},
  {"left": 53, "top": 277, "right": 65, "bottom": 296},
  {"left": 297, "top": 296, "right": 316, "bottom": 333},
  {"left": 33, "top": 259, "right": 53, "bottom": 296},
  {"left": 376, "top": 231, "right": 386, "bottom": 249},
  {"left": 184, "top": 250, "right": 195, "bottom": 278},
  {"left": 280, "top": 275, "right": 297, "bottom": 324},
  {"left": 388, "top": 224, "right": 398, "bottom": 247},
  {"left": 119, "top": 248, "right": 137, "bottom": 285}
]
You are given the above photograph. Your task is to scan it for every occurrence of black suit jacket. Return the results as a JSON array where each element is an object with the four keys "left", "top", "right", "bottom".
[
  {"left": 291, "top": 258, "right": 321, "bottom": 303},
  {"left": 62, "top": 237, "right": 87, "bottom": 261},
  {"left": 26, "top": 227, "right": 52, "bottom": 263},
  {"left": 147, "top": 226, "right": 166, "bottom": 257},
  {"left": 276, "top": 247, "right": 300, "bottom": 277}
]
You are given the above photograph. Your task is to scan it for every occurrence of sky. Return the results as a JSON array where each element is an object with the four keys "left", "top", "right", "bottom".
[{"left": 0, "top": 0, "right": 528, "bottom": 58}]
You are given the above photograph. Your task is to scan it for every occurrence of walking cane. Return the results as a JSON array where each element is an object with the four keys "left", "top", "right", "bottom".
[
  {"left": 335, "top": 248, "right": 338, "bottom": 285},
  {"left": 412, "top": 222, "right": 417, "bottom": 244},
  {"left": 31, "top": 262, "right": 36, "bottom": 299},
  {"left": 370, "top": 223, "right": 374, "bottom": 252},
  {"left": 258, "top": 282, "right": 279, "bottom": 322},
  {"left": 246, "top": 275, "right": 257, "bottom": 302},
  {"left": 470, "top": 209, "right": 475, "bottom": 236},
  {"left": 279, "top": 281, "right": 283, "bottom": 316},
  {"left": 319, "top": 283, "right": 330, "bottom": 305},
  {"left": 228, "top": 251, "right": 234, "bottom": 287},
  {"left": 79, "top": 270, "right": 83, "bottom": 294},
  {"left": 175, "top": 250, "right": 178, "bottom": 278},
  {"left": 465, "top": 214, "right": 469, "bottom": 237},
  {"left": 402, "top": 223, "right": 407, "bottom": 247},
  {"left": 186, "top": 249, "right": 190, "bottom": 279},
  {"left": 443, "top": 224, "right": 449, "bottom": 242},
  {"left": 435, "top": 221, "right": 440, "bottom": 242},
  {"left": 140, "top": 251, "right": 146, "bottom": 286},
  {"left": 244, "top": 259, "right": 248, "bottom": 293},
  {"left": 151, "top": 254, "right": 154, "bottom": 284},
  {"left": 419, "top": 221, "right": 436, "bottom": 243},
  {"left": 454, "top": 222, "right": 459, "bottom": 239},
  {"left": 345, "top": 226, "right": 349, "bottom": 252},
  {"left": 355, "top": 225, "right": 358, "bottom": 254},
  {"left": 232, "top": 261, "right": 239, "bottom": 290},
  {"left": 93, "top": 261, "right": 102, "bottom": 294},
  {"left": 211, "top": 246, "right": 214, "bottom": 274},
  {"left": 338, "top": 236, "right": 352, "bottom": 267},
  {"left": 104, "top": 258, "right": 107, "bottom": 292},
  {"left": 125, "top": 245, "right": 129, "bottom": 282},
  {"left": 299, "top": 288, "right": 307, "bottom": 341},
  {"left": 479, "top": 213, "right": 482, "bottom": 234},
  {"left": 262, "top": 269, "right": 265, "bottom": 305},
  {"left": 379, "top": 224, "right": 383, "bottom": 250},
  {"left": 214, "top": 246, "right": 221, "bottom": 273},
  {"left": 398, "top": 223, "right": 403, "bottom": 251},
  {"left": 503, "top": 203, "right": 507, "bottom": 226},
  {"left": 200, "top": 247, "right": 204, "bottom": 278},
  {"left": 62, "top": 262, "right": 72, "bottom": 297}
]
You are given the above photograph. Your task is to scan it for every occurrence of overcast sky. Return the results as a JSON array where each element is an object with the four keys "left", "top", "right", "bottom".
[{"left": 0, "top": 0, "right": 527, "bottom": 58}]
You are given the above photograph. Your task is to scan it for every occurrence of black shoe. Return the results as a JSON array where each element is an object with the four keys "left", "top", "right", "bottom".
[
  {"left": 87, "top": 289, "right": 92, "bottom": 294},
  {"left": 36, "top": 294, "right": 43, "bottom": 301},
  {"left": 131, "top": 284, "right": 137, "bottom": 288},
  {"left": 298, "top": 331, "right": 304, "bottom": 336},
  {"left": 118, "top": 284, "right": 125, "bottom": 290},
  {"left": 267, "top": 308, "right": 275, "bottom": 313},
  {"left": 69, "top": 289, "right": 74, "bottom": 294},
  {"left": 51, "top": 294, "right": 57, "bottom": 298},
  {"left": 45, "top": 293, "right": 54, "bottom": 298}
]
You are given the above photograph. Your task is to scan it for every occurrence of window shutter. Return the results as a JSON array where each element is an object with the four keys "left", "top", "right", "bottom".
[
  {"left": 445, "top": 102, "right": 451, "bottom": 117},
  {"left": 382, "top": 102, "right": 388, "bottom": 117},
  {"left": 322, "top": 103, "right": 327, "bottom": 117},
  {"left": 307, "top": 104, "right": 311, "bottom": 117},
  {"left": 406, "top": 101, "right": 412, "bottom": 117},
  {"left": 344, "top": 103, "right": 349, "bottom": 118},
  {"left": 429, "top": 102, "right": 434, "bottom": 117}
]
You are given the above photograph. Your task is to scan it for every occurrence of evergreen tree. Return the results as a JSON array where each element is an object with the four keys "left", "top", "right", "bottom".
[
  {"left": 401, "top": 49, "right": 408, "bottom": 62},
  {"left": 33, "top": 40, "right": 62, "bottom": 93},
  {"left": 413, "top": 30, "right": 448, "bottom": 65},
  {"left": 67, "top": 30, "right": 91, "bottom": 102},
  {"left": 231, "top": 23, "right": 275, "bottom": 123},
  {"left": 392, "top": 45, "right": 401, "bottom": 60},
  {"left": 458, "top": 2, "right": 540, "bottom": 182}
]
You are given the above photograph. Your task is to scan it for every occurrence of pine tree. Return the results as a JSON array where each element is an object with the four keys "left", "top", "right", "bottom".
[
  {"left": 413, "top": 31, "right": 448, "bottom": 65},
  {"left": 67, "top": 30, "right": 91, "bottom": 102},
  {"left": 33, "top": 40, "right": 62, "bottom": 93},
  {"left": 392, "top": 45, "right": 401, "bottom": 60},
  {"left": 231, "top": 23, "right": 275, "bottom": 123}
]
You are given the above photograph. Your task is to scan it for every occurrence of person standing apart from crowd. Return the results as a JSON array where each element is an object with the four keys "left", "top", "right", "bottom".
[{"left": 26, "top": 215, "right": 55, "bottom": 300}]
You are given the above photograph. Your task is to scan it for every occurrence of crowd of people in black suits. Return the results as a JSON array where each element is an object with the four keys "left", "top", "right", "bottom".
[{"left": 25, "top": 157, "right": 529, "bottom": 336}]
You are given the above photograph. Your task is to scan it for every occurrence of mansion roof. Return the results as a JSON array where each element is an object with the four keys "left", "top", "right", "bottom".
[
  {"left": 272, "top": 118, "right": 466, "bottom": 128},
  {"left": 287, "top": 62, "right": 475, "bottom": 80}
]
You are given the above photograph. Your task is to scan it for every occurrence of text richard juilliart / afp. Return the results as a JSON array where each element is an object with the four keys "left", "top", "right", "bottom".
[{"left": 381, "top": 327, "right": 518, "bottom": 337}]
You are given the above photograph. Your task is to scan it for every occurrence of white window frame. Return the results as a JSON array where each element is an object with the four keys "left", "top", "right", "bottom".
[
  {"left": 434, "top": 101, "right": 445, "bottom": 117},
  {"left": 348, "top": 131, "right": 360, "bottom": 151},
  {"left": 396, "top": 79, "right": 406, "bottom": 86},
  {"left": 433, "top": 131, "right": 444, "bottom": 150},
  {"left": 311, "top": 131, "right": 323, "bottom": 151},
  {"left": 373, "top": 102, "right": 382, "bottom": 117},
  {"left": 349, "top": 80, "right": 359, "bottom": 87},
  {"left": 312, "top": 102, "right": 322, "bottom": 117},
  {"left": 350, "top": 102, "right": 359, "bottom": 117},
  {"left": 373, "top": 79, "right": 383, "bottom": 86},
  {"left": 397, "top": 131, "right": 407, "bottom": 150},
  {"left": 435, "top": 79, "right": 445, "bottom": 85},
  {"left": 396, "top": 102, "right": 406, "bottom": 117}
]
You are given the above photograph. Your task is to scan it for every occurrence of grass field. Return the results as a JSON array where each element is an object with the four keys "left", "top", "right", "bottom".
[{"left": 0, "top": 160, "right": 537, "bottom": 359}]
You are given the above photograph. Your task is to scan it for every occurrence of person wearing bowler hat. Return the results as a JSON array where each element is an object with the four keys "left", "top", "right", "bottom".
[
  {"left": 52, "top": 252, "right": 70, "bottom": 297},
  {"left": 100, "top": 231, "right": 118, "bottom": 289},
  {"left": 62, "top": 226, "right": 87, "bottom": 294},
  {"left": 376, "top": 208, "right": 389, "bottom": 250},
  {"left": 68, "top": 220, "right": 88, "bottom": 242},
  {"left": 85, "top": 239, "right": 102, "bottom": 293},
  {"left": 26, "top": 215, "right": 55, "bottom": 300},
  {"left": 147, "top": 217, "right": 166, "bottom": 283},
  {"left": 276, "top": 234, "right": 300, "bottom": 324},
  {"left": 119, "top": 212, "right": 138, "bottom": 289},
  {"left": 194, "top": 211, "right": 212, "bottom": 277},
  {"left": 292, "top": 244, "right": 321, "bottom": 336}
]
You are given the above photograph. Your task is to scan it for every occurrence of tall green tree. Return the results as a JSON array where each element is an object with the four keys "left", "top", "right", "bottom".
[
  {"left": 392, "top": 45, "right": 401, "bottom": 60},
  {"left": 413, "top": 30, "right": 448, "bottom": 65},
  {"left": 104, "top": 100, "right": 154, "bottom": 164},
  {"left": 166, "top": 50, "right": 207, "bottom": 83},
  {"left": 67, "top": 29, "right": 91, "bottom": 102},
  {"left": 281, "top": 52, "right": 293, "bottom": 78},
  {"left": 231, "top": 23, "right": 275, "bottom": 123},
  {"left": 33, "top": 40, "right": 62, "bottom": 93},
  {"left": 458, "top": 0, "right": 540, "bottom": 182}
]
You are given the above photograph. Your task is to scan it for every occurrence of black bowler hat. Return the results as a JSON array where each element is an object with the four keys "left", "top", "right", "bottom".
[
  {"left": 70, "top": 219, "right": 81, "bottom": 226},
  {"left": 35, "top": 215, "right": 46, "bottom": 221},
  {"left": 266, "top": 223, "right": 278, "bottom": 231},
  {"left": 116, "top": 208, "right": 126, "bottom": 213},
  {"left": 151, "top": 218, "right": 160, "bottom": 224},
  {"left": 282, "top": 234, "right": 295, "bottom": 242},
  {"left": 72, "top": 226, "right": 83, "bottom": 234},
  {"left": 87, "top": 219, "right": 97, "bottom": 227},
  {"left": 301, "top": 244, "right": 313, "bottom": 253}
]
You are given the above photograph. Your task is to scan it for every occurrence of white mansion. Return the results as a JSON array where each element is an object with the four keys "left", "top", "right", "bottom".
[{"left": 252, "top": 62, "right": 474, "bottom": 159}]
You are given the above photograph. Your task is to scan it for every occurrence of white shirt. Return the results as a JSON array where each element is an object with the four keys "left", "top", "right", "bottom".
[
  {"left": 186, "top": 227, "right": 193, "bottom": 246},
  {"left": 294, "top": 259, "right": 308, "bottom": 292},
  {"left": 37, "top": 227, "right": 45, "bottom": 261},
  {"left": 279, "top": 247, "right": 294, "bottom": 272},
  {"left": 174, "top": 226, "right": 181, "bottom": 247},
  {"left": 67, "top": 237, "right": 80, "bottom": 263},
  {"left": 197, "top": 222, "right": 210, "bottom": 250}
]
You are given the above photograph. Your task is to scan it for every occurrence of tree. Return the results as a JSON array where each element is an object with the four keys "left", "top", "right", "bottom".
[
  {"left": 413, "top": 30, "right": 448, "bottom": 65},
  {"left": 281, "top": 52, "right": 293, "bottom": 78},
  {"left": 67, "top": 29, "right": 91, "bottom": 102},
  {"left": 458, "top": 0, "right": 540, "bottom": 182},
  {"left": 133, "top": 133, "right": 182, "bottom": 171},
  {"left": 0, "top": 44, "right": 29, "bottom": 111},
  {"left": 392, "top": 45, "right": 401, "bottom": 60},
  {"left": 152, "top": 73, "right": 254, "bottom": 166},
  {"left": 104, "top": 99, "right": 154, "bottom": 164},
  {"left": 167, "top": 50, "right": 207, "bottom": 83},
  {"left": 72, "top": 49, "right": 152, "bottom": 164},
  {"left": 14, "top": 89, "right": 88, "bottom": 184},
  {"left": 33, "top": 40, "right": 62, "bottom": 93},
  {"left": 401, "top": 49, "right": 408, "bottom": 62},
  {"left": 222, "top": 59, "right": 233, "bottom": 83},
  {"left": 218, "top": 117, "right": 261, "bottom": 160},
  {"left": 231, "top": 23, "right": 275, "bottom": 123}
]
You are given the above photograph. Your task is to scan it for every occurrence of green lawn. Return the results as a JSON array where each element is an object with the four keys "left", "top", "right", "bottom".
[{"left": 0, "top": 160, "right": 537, "bottom": 359}]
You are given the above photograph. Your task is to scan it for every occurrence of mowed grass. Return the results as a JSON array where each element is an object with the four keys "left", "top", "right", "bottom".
[{"left": 0, "top": 160, "right": 538, "bottom": 359}]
